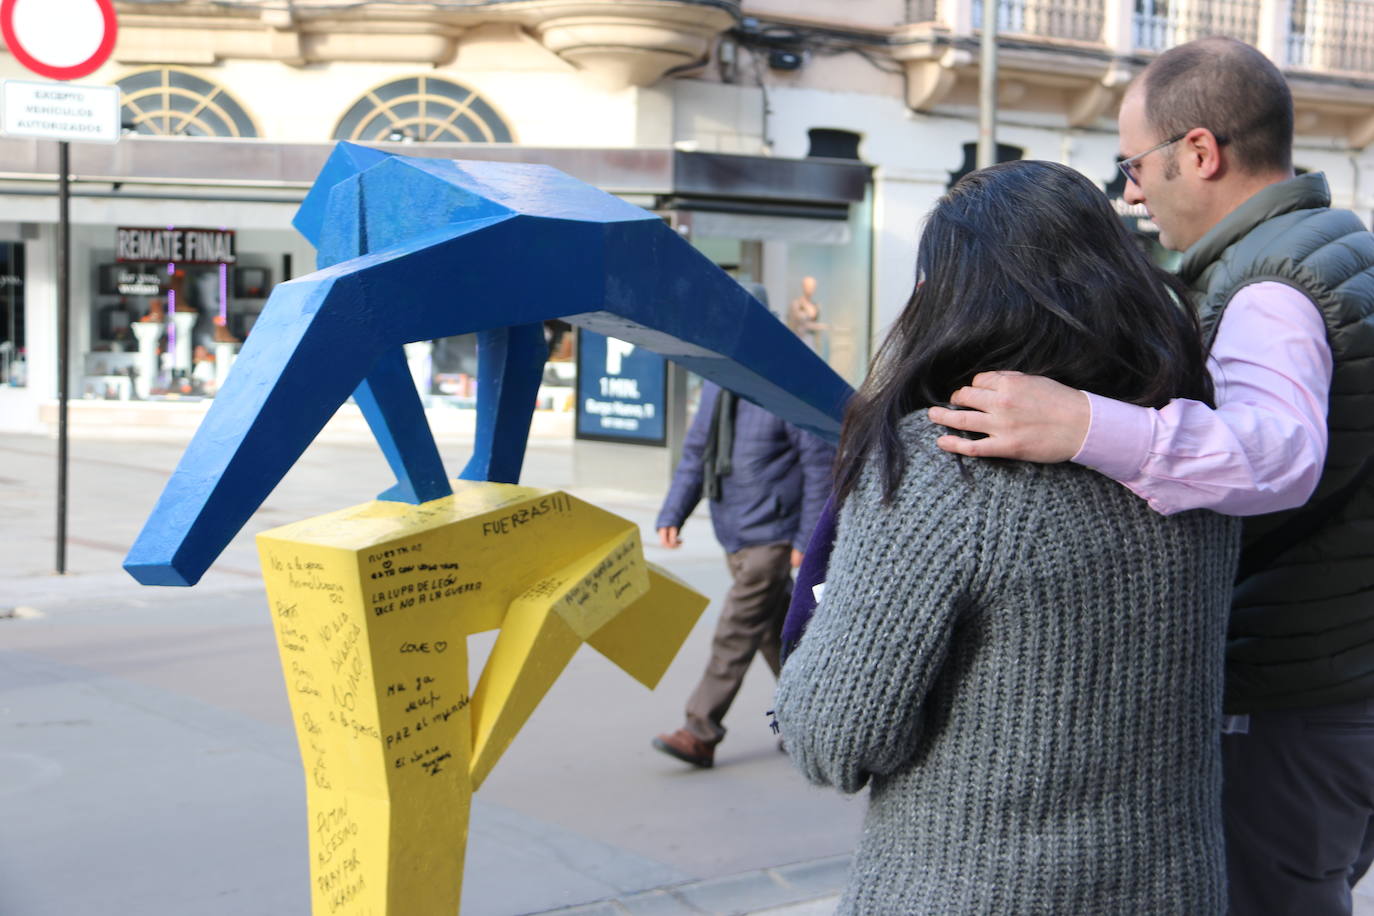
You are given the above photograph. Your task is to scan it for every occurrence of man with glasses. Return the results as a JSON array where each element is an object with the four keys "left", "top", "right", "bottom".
[
  {"left": 931, "top": 36, "right": 1374, "bottom": 915},
  {"left": 1117, "top": 130, "right": 1192, "bottom": 184}
]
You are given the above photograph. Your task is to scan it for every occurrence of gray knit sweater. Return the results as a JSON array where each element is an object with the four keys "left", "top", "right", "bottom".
[{"left": 776, "top": 415, "right": 1240, "bottom": 915}]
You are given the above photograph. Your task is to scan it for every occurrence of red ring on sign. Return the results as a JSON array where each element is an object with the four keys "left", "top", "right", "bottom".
[{"left": 0, "top": 0, "right": 118, "bottom": 82}]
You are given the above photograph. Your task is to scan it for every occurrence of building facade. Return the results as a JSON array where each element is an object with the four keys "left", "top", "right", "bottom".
[{"left": 2, "top": 0, "right": 1373, "bottom": 431}]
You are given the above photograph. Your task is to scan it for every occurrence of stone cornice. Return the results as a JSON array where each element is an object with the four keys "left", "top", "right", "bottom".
[
  {"left": 502, "top": 1, "right": 738, "bottom": 89},
  {"left": 110, "top": 0, "right": 738, "bottom": 85}
]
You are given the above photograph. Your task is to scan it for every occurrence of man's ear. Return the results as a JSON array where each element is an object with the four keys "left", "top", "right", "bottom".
[{"left": 1186, "top": 127, "right": 1225, "bottom": 180}]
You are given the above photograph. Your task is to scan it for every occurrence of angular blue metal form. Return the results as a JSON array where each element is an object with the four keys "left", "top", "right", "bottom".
[
  {"left": 313, "top": 150, "right": 454, "bottom": 505},
  {"left": 353, "top": 348, "right": 453, "bottom": 503},
  {"left": 124, "top": 143, "right": 854, "bottom": 587},
  {"left": 459, "top": 323, "right": 548, "bottom": 484}
]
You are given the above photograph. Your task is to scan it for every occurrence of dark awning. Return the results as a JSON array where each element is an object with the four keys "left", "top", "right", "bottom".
[{"left": 0, "top": 137, "right": 871, "bottom": 210}]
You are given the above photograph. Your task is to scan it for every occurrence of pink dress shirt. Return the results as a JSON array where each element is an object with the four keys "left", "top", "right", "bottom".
[{"left": 1073, "top": 281, "right": 1332, "bottom": 516}]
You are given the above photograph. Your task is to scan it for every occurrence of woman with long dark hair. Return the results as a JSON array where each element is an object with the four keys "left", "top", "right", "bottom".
[{"left": 775, "top": 160, "right": 1239, "bottom": 914}]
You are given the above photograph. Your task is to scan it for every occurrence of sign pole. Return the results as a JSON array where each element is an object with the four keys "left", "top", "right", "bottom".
[{"left": 56, "top": 139, "right": 69, "bottom": 574}]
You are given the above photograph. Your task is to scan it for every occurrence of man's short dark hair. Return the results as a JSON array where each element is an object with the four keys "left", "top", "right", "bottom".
[{"left": 1142, "top": 36, "right": 1294, "bottom": 176}]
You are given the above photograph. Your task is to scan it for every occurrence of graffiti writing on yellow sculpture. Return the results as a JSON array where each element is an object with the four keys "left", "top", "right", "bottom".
[{"left": 257, "top": 480, "right": 707, "bottom": 916}]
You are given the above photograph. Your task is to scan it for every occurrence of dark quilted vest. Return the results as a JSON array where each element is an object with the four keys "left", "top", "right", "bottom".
[{"left": 1178, "top": 173, "right": 1374, "bottom": 712}]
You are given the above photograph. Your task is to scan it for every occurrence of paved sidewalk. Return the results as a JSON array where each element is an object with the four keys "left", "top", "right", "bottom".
[
  {"left": 531, "top": 859, "right": 846, "bottom": 916},
  {"left": 6, "top": 421, "right": 1374, "bottom": 916},
  {"left": 0, "top": 428, "right": 864, "bottom": 916}
]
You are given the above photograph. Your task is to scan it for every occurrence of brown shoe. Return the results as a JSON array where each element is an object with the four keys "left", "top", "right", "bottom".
[{"left": 652, "top": 729, "right": 714, "bottom": 768}]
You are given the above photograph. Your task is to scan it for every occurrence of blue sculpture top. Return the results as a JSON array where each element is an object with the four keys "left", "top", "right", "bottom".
[{"left": 124, "top": 142, "right": 854, "bottom": 587}]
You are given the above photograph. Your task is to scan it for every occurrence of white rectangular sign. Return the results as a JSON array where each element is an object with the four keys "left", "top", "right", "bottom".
[{"left": 0, "top": 79, "right": 120, "bottom": 143}]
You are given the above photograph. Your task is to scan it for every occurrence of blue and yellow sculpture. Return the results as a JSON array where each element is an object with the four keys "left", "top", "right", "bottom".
[
  {"left": 124, "top": 142, "right": 850, "bottom": 587},
  {"left": 122, "top": 143, "right": 853, "bottom": 915}
]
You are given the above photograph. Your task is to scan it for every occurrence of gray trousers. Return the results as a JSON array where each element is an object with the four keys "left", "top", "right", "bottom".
[
  {"left": 1224, "top": 697, "right": 1374, "bottom": 915},
  {"left": 684, "top": 542, "right": 793, "bottom": 745}
]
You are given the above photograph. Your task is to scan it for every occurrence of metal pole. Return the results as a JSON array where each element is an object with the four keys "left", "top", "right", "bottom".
[
  {"left": 56, "top": 140, "right": 70, "bottom": 575},
  {"left": 977, "top": 0, "right": 999, "bottom": 169}
]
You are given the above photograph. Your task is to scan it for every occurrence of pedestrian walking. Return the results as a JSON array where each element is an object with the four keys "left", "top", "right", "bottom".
[{"left": 651, "top": 368, "right": 834, "bottom": 769}]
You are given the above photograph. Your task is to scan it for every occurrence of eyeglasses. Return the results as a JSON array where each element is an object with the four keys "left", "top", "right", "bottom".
[
  {"left": 1117, "top": 133, "right": 1187, "bottom": 186},
  {"left": 1117, "top": 130, "right": 1232, "bottom": 185}
]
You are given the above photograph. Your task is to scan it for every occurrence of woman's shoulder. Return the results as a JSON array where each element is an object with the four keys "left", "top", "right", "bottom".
[
  {"left": 885, "top": 413, "right": 1226, "bottom": 536},
  {"left": 891, "top": 411, "right": 1011, "bottom": 488},
  {"left": 844, "top": 412, "right": 1007, "bottom": 516},
  {"left": 895, "top": 410, "right": 960, "bottom": 455},
  {"left": 882, "top": 411, "right": 1118, "bottom": 506}
]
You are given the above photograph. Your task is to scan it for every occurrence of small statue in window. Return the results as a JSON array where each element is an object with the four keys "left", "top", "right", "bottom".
[{"left": 788, "top": 276, "right": 828, "bottom": 352}]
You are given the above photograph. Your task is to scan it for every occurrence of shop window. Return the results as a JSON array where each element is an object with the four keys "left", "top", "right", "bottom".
[
  {"left": 87, "top": 226, "right": 274, "bottom": 401},
  {"left": 332, "top": 77, "right": 514, "bottom": 143},
  {"left": 115, "top": 68, "right": 259, "bottom": 138},
  {"left": 686, "top": 187, "right": 875, "bottom": 389}
]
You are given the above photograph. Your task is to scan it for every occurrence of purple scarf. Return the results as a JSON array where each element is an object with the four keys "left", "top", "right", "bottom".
[{"left": 780, "top": 491, "right": 839, "bottom": 664}]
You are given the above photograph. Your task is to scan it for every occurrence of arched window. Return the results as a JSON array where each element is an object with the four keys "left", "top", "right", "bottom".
[
  {"left": 115, "top": 68, "right": 259, "bottom": 138},
  {"left": 332, "top": 76, "right": 514, "bottom": 143}
]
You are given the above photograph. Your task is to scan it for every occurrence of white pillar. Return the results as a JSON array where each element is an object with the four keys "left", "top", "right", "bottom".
[
  {"left": 870, "top": 164, "right": 959, "bottom": 339},
  {"left": 1102, "top": 0, "right": 1135, "bottom": 55},
  {"left": 405, "top": 340, "right": 433, "bottom": 397},
  {"left": 1310, "top": 0, "right": 1337, "bottom": 71},
  {"left": 131, "top": 321, "right": 163, "bottom": 400},
  {"left": 1256, "top": 0, "right": 1293, "bottom": 67},
  {"left": 940, "top": 0, "right": 974, "bottom": 35},
  {"left": 214, "top": 340, "right": 238, "bottom": 393},
  {"left": 171, "top": 311, "right": 197, "bottom": 373}
]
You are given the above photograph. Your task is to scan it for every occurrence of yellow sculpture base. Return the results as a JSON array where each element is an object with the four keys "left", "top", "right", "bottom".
[{"left": 257, "top": 481, "right": 708, "bottom": 916}]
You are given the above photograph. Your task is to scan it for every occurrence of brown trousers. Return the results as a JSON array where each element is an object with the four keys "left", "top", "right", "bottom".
[{"left": 684, "top": 542, "right": 793, "bottom": 745}]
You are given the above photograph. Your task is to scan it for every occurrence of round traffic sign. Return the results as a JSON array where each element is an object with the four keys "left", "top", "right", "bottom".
[{"left": 1, "top": 0, "right": 118, "bottom": 82}]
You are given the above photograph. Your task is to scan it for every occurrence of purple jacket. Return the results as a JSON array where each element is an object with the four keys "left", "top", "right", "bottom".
[
  {"left": 780, "top": 492, "right": 838, "bottom": 663},
  {"left": 656, "top": 382, "right": 835, "bottom": 554}
]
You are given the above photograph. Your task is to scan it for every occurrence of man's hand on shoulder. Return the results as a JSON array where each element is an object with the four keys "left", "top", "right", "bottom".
[{"left": 927, "top": 371, "right": 1091, "bottom": 463}]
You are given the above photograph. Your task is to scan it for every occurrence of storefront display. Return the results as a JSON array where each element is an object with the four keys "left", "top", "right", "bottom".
[
  {"left": 2, "top": 141, "right": 870, "bottom": 432},
  {"left": 685, "top": 190, "right": 874, "bottom": 390},
  {"left": 84, "top": 226, "right": 268, "bottom": 400}
]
